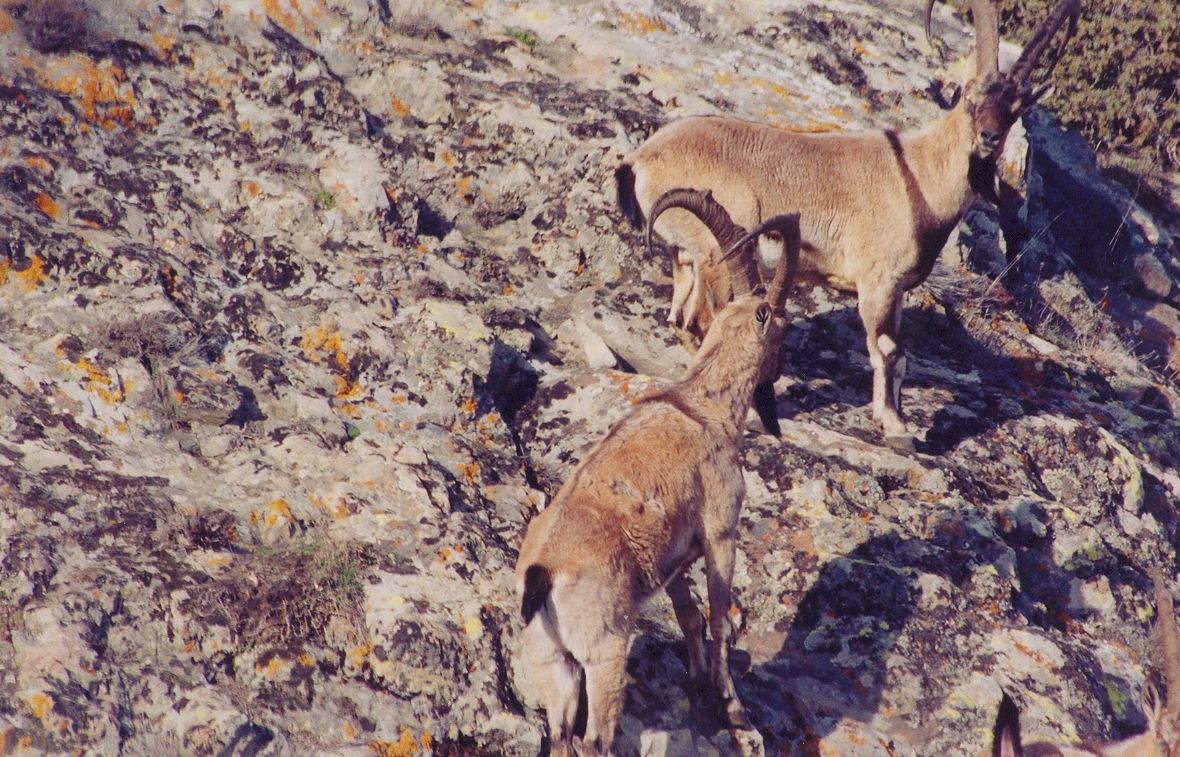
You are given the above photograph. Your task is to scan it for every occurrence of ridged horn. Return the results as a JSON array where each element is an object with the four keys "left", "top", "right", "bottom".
[
  {"left": 968, "top": 0, "right": 1000, "bottom": 77},
  {"left": 648, "top": 188, "right": 758, "bottom": 298},
  {"left": 721, "top": 213, "right": 801, "bottom": 311},
  {"left": 924, "top": 0, "right": 999, "bottom": 77},
  {"left": 1008, "top": 0, "right": 1081, "bottom": 93},
  {"left": 1152, "top": 566, "right": 1180, "bottom": 718}
]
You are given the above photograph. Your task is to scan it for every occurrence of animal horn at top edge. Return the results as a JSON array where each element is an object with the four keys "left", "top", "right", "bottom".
[
  {"left": 1007, "top": 0, "right": 1081, "bottom": 90},
  {"left": 650, "top": 188, "right": 758, "bottom": 298},
  {"left": 968, "top": 0, "right": 1000, "bottom": 77},
  {"left": 923, "top": 0, "right": 999, "bottom": 76},
  {"left": 1152, "top": 566, "right": 1180, "bottom": 719}
]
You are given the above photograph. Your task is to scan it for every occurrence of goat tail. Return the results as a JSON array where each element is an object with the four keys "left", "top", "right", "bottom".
[
  {"left": 615, "top": 164, "right": 644, "bottom": 229},
  {"left": 521, "top": 564, "right": 553, "bottom": 624}
]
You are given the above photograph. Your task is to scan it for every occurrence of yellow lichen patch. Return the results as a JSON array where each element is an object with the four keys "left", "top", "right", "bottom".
[
  {"left": 751, "top": 78, "right": 793, "bottom": 102},
  {"left": 256, "top": 656, "right": 287, "bottom": 677},
  {"left": 348, "top": 641, "right": 372, "bottom": 669},
  {"left": 0, "top": 7, "right": 13, "bottom": 34},
  {"left": 32, "top": 193, "right": 59, "bottom": 218},
  {"left": 618, "top": 12, "right": 665, "bottom": 33},
  {"left": 24, "top": 156, "right": 52, "bottom": 173},
  {"left": 5, "top": 255, "right": 48, "bottom": 290},
  {"left": 31, "top": 692, "right": 53, "bottom": 722},
  {"left": 41, "top": 58, "right": 137, "bottom": 130},
  {"left": 152, "top": 32, "right": 176, "bottom": 59},
  {"left": 369, "top": 727, "right": 422, "bottom": 757},
  {"left": 391, "top": 96, "right": 411, "bottom": 116},
  {"left": 261, "top": 0, "right": 322, "bottom": 35},
  {"left": 265, "top": 498, "right": 293, "bottom": 527},
  {"left": 796, "top": 119, "right": 842, "bottom": 134},
  {"left": 336, "top": 376, "right": 365, "bottom": 401},
  {"left": 458, "top": 461, "right": 480, "bottom": 484}
]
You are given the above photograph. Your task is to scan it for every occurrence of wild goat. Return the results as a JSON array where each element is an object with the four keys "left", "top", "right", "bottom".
[
  {"left": 515, "top": 190, "right": 801, "bottom": 756},
  {"left": 615, "top": 0, "right": 1081, "bottom": 449},
  {"left": 983, "top": 568, "right": 1180, "bottom": 757}
]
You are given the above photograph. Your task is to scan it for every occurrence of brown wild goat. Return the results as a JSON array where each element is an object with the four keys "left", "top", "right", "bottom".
[
  {"left": 616, "top": 0, "right": 1081, "bottom": 450},
  {"left": 516, "top": 190, "right": 800, "bottom": 756}
]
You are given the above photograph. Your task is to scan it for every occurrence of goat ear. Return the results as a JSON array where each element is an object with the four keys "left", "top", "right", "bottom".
[
  {"left": 928, "top": 79, "right": 961, "bottom": 110},
  {"left": 1017, "top": 82, "right": 1054, "bottom": 116},
  {"left": 1143, "top": 681, "right": 1164, "bottom": 728}
]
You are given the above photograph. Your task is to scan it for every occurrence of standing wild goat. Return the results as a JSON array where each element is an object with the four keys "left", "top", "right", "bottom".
[
  {"left": 982, "top": 568, "right": 1180, "bottom": 757},
  {"left": 615, "top": 0, "right": 1080, "bottom": 449},
  {"left": 516, "top": 190, "right": 801, "bottom": 756}
]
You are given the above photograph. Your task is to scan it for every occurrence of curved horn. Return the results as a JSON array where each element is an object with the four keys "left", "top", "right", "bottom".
[
  {"left": 967, "top": 0, "right": 1000, "bottom": 78},
  {"left": 1007, "top": 0, "right": 1081, "bottom": 89},
  {"left": 1152, "top": 566, "right": 1180, "bottom": 718},
  {"left": 648, "top": 188, "right": 758, "bottom": 298},
  {"left": 722, "top": 213, "right": 801, "bottom": 311},
  {"left": 923, "top": 0, "right": 936, "bottom": 48}
]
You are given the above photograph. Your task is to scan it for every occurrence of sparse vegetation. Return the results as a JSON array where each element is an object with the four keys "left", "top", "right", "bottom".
[
  {"left": 315, "top": 189, "right": 337, "bottom": 210},
  {"left": 506, "top": 27, "right": 538, "bottom": 49},
  {"left": 187, "top": 537, "right": 377, "bottom": 648}
]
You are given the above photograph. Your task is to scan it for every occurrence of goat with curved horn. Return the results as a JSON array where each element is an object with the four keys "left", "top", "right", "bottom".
[
  {"left": 648, "top": 188, "right": 801, "bottom": 435},
  {"left": 617, "top": 0, "right": 1081, "bottom": 451},
  {"left": 516, "top": 191, "right": 802, "bottom": 756}
]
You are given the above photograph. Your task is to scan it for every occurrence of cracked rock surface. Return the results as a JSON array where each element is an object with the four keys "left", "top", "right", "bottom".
[{"left": 0, "top": 0, "right": 1178, "bottom": 755}]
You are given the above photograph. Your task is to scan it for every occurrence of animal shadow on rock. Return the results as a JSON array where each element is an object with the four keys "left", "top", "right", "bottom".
[
  {"left": 765, "top": 273, "right": 1166, "bottom": 457},
  {"left": 740, "top": 521, "right": 1015, "bottom": 751}
]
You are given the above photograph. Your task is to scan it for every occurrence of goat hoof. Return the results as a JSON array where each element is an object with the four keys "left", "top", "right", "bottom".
[
  {"left": 884, "top": 433, "right": 916, "bottom": 453},
  {"left": 723, "top": 697, "right": 752, "bottom": 730}
]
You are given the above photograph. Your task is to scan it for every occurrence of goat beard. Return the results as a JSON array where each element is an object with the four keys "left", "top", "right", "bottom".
[
  {"left": 753, "top": 381, "right": 781, "bottom": 437},
  {"left": 968, "top": 154, "right": 1001, "bottom": 206}
]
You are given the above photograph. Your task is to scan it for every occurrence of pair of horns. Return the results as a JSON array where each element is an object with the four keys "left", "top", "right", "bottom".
[
  {"left": 648, "top": 188, "right": 800, "bottom": 312},
  {"left": 925, "top": 0, "right": 1080, "bottom": 92}
]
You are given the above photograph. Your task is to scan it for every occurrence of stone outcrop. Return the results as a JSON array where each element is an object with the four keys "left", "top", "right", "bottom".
[{"left": 0, "top": 0, "right": 1177, "bottom": 755}]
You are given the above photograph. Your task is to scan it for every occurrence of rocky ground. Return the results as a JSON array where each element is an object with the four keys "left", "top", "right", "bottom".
[{"left": 1, "top": 0, "right": 1179, "bottom": 755}]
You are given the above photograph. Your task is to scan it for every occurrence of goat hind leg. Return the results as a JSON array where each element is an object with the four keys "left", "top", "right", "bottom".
[
  {"left": 666, "top": 573, "right": 708, "bottom": 703},
  {"left": 524, "top": 619, "right": 582, "bottom": 757},
  {"left": 703, "top": 537, "right": 750, "bottom": 729},
  {"left": 581, "top": 636, "right": 629, "bottom": 756}
]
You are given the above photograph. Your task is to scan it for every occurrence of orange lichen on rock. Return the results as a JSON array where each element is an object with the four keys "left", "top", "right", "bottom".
[
  {"left": 41, "top": 57, "right": 137, "bottom": 130},
  {"left": 33, "top": 193, "right": 59, "bottom": 218},
  {"left": 3, "top": 255, "right": 49, "bottom": 290}
]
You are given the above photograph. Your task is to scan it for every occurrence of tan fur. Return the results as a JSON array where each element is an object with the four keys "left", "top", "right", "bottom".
[
  {"left": 515, "top": 212, "right": 799, "bottom": 756},
  {"left": 617, "top": 0, "right": 1079, "bottom": 449}
]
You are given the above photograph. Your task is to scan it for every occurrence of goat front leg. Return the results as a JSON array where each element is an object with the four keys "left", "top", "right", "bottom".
[
  {"left": 858, "top": 284, "right": 912, "bottom": 451},
  {"left": 703, "top": 534, "right": 750, "bottom": 729}
]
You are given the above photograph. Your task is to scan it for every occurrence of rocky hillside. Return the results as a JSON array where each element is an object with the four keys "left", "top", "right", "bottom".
[{"left": 1, "top": 0, "right": 1178, "bottom": 755}]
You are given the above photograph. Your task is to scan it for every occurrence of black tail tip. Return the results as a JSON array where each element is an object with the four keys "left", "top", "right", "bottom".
[
  {"left": 521, "top": 564, "right": 553, "bottom": 624},
  {"left": 615, "top": 164, "right": 643, "bottom": 229}
]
